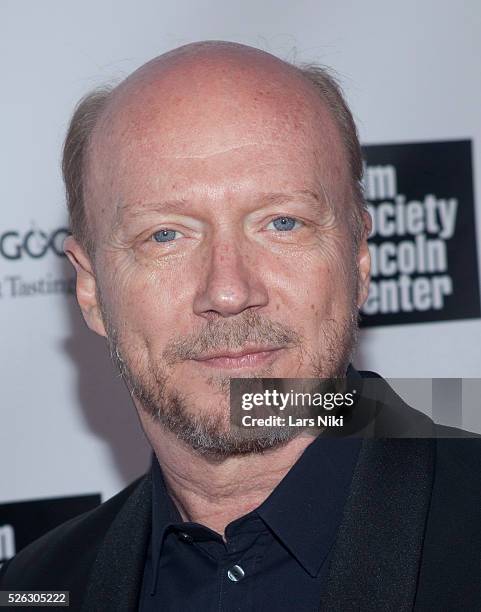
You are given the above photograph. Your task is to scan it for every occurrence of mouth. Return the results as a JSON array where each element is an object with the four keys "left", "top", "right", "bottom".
[{"left": 191, "top": 346, "right": 285, "bottom": 370}]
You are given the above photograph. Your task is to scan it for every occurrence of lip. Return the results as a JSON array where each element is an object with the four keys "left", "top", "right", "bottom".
[{"left": 192, "top": 346, "right": 285, "bottom": 370}]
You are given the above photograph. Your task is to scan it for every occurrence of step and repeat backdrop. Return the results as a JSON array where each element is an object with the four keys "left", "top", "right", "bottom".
[
  {"left": 1, "top": 0, "right": 481, "bottom": 565},
  {"left": 361, "top": 140, "right": 480, "bottom": 326}
]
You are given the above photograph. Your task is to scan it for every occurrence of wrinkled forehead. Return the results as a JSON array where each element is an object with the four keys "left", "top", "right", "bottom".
[{"left": 85, "top": 47, "right": 349, "bottom": 232}]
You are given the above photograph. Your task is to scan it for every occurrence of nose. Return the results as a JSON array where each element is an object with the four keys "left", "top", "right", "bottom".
[{"left": 193, "top": 239, "right": 269, "bottom": 318}]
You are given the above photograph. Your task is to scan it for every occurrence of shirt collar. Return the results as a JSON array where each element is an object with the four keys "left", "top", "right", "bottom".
[
  {"left": 149, "top": 363, "right": 363, "bottom": 582},
  {"left": 254, "top": 364, "right": 362, "bottom": 576},
  {"left": 256, "top": 433, "right": 361, "bottom": 577},
  {"left": 149, "top": 455, "right": 183, "bottom": 594}
]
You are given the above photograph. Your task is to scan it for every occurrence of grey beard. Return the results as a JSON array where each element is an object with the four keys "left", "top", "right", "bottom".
[{"left": 103, "top": 307, "right": 359, "bottom": 459}]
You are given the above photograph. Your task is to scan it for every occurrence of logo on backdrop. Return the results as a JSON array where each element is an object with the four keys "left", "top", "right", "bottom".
[
  {"left": 360, "top": 140, "right": 480, "bottom": 327},
  {"left": 0, "top": 524, "right": 15, "bottom": 567},
  {"left": 0, "top": 225, "right": 75, "bottom": 299},
  {"left": 0, "top": 494, "right": 101, "bottom": 566},
  {"left": 0, "top": 228, "right": 69, "bottom": 260}
]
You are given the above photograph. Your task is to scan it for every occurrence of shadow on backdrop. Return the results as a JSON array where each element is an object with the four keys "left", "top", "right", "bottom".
[
  {"left": 352, "top": 328, "right": 372, "bottom": 373},
  {"left": 59, "top": 257, "right": 151, "bottom": 490}
]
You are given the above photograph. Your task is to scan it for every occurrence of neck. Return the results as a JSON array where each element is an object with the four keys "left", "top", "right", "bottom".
[{"left": 142, "top": 420, "right": 316, "bottom": 537}]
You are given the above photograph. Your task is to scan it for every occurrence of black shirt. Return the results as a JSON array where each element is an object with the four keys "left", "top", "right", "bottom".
[{"left": 139, "top": 434, "right": 361, "bottom": 611}]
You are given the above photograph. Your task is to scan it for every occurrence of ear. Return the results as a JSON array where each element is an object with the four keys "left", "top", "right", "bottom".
[
  {"left": 356, "top": 210, "right": 372, "bottom": 309},
  {"left": 63, "top": 235, "right": 107, "bottom": 338}
]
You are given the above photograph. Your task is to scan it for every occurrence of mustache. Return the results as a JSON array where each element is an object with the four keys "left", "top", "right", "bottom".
[{"left": 162, "top": 310, "right": 303, "bottom": 365}]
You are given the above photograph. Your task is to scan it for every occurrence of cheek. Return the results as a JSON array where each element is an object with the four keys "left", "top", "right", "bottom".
[
  {"left": 265, "top": 239, "right": 357, "bottom": 321},
  {"left": 98, "top": 256, "right": 194, "bottom": 346}
]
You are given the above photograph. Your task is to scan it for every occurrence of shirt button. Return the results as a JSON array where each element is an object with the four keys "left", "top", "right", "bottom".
[
  {"left": 178, "top": 531, "right": 194, "bottom": 543},
  {"left": 227, "top": 565, "right": 245, "bottom": 582}
]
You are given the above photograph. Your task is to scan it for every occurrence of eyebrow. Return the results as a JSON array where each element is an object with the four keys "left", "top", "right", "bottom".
[
  {"left": 259, "top": 189, "right": 325, "bottom": 209},
  {"left": 113, "top": 188, "right": 328, "bottom": 228},
  {"left": 111, "top": 198, "right": 188, "bottom": 234}
]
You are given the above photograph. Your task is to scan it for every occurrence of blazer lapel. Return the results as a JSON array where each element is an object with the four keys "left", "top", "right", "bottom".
[
  {"left": 81, "top": 471, "right": 152, "bottom": 612},
  {"left": 321, "top": 437, "right": 436, "bottom": 612}
]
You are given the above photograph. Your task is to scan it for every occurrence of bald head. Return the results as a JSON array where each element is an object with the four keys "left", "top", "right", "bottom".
[
  {"left": 63, "top": 41, "right": 365, "bottom": 259},
  {"left": 96, "top": 42, "right": 326, "bottom": 157}
]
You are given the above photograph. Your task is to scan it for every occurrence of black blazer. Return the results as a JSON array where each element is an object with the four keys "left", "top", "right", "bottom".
[{"left": 2, "top": 377, "right": 481, "bottom": 611}]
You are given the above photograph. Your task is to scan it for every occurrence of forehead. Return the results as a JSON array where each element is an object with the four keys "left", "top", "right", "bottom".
[{"left": 85, "top": 52, "right": 348, "bottom": 228}]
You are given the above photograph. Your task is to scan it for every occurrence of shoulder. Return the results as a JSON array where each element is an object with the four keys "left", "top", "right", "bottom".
[
  {"left": 433, "top": 429, "right": 481, "bottom": 486},
  {"left": 416, "top": 431, "right": 481, "bottom": 607},
  {"left": 0, "top": 473, "right": 150, "bottom": 591}
]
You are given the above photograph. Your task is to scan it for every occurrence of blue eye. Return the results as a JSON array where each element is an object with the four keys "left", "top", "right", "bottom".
[
  {"left": 268, "top": 216, "right": 300, "bottom": 231},
  {"left": 152, "top": 229, "right": 178, "bottom": 243}
]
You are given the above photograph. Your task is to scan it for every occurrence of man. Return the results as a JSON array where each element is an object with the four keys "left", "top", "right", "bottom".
[{"left": 1, "top": 41, "right": 481, "bottom": 611}]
